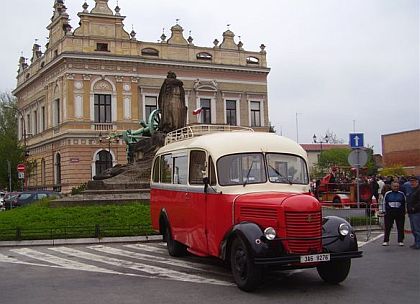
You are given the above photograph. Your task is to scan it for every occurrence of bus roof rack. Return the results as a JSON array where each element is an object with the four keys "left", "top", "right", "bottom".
[{"left": 164, "top": 125, "right": 254, "bottom": 145}]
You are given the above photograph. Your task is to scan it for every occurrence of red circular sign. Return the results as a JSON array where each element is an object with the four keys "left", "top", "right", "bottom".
[{"left": 17, "top": 163, "right": 25, "bottom": 172}]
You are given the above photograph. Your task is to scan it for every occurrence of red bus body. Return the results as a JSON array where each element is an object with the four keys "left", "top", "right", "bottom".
[{"left": 150, "top": 127, "right": 362, "bottom": 291}]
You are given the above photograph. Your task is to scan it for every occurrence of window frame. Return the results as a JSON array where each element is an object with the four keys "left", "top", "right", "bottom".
[{"left": 94, "top": 94, "right": 112, "bottom": 123}]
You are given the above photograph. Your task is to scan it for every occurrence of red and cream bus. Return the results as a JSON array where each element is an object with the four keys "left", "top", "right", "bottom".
[{"left": 150, "top": 125, "right": 362, "bottom": 291}]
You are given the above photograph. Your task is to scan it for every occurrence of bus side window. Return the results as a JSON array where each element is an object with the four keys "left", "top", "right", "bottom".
[
  {"left": 189, "top": 150, "right": 206, "bottom": 185},
  {"left": 161, "top": 154, "right": 172, "bottom": 183},
  {"left": 173, "top": 156, "right": 188, "bottom": 184},
  {"left": 209, "top": 156, "right": 216, "bottom": 186},
  {"left": 152, "top": 156, "right": 160, "bottom": 182}
]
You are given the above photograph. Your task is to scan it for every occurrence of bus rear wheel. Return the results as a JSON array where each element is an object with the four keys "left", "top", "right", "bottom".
[
  {"left": 317, "top": 259, "right": 351, "bottom": 284},
  {"left": 230, "top": 237, "right": 262, "bottom": 291},
  {"left": 165, "top": 225, "right": 186, "bottom": 257}
]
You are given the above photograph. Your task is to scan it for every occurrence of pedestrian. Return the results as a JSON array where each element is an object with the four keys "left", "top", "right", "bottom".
[
  {"left": 406, "top": 176, "right": 420, "bottom": 249},
  {"left": 377, "top": 176, "right": 385, "bottom": 212},
  {"left": 382, "top": 181, "right": 406, "bottom": 246}
]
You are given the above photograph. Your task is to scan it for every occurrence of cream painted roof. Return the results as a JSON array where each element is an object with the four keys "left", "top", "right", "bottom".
[{"left": 157, "top": 132, "right": 308, "bottom": 161}]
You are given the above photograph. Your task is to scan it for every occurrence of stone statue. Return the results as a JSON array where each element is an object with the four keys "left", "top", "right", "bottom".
[{"left": 158, "top": 71, "right": 187, "bottom": 133}]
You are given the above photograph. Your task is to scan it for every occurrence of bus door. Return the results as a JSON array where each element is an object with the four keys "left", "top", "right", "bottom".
[{"left": 186, "top": 150, "right": 209, "bottom": 255}]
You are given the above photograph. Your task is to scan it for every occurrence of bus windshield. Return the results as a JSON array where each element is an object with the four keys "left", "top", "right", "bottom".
[
  {"left": 217, "top": 153, "right": 266, "bottom": 186},
  {"left": 217, "top": 153, "right": 309, "bottom": 186},
  {"left": 266, "top": 153, "right": 308, "bottom": 185}
]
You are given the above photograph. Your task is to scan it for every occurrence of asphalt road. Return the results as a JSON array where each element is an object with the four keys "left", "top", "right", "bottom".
[{"left": 0, "top": 231, "right": 418, "bottom": 304}]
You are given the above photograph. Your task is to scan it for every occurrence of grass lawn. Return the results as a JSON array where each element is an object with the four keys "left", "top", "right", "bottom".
[{"left": 0, "top": 200, "right": 155, "bottom": 241}]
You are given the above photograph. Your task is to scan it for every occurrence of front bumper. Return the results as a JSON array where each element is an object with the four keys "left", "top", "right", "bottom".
[{"left": 254, "top": 250, "right": 363, "bottom": 266}]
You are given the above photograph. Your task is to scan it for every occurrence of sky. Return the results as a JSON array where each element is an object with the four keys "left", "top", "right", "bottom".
[{"left": 1, "top": 0, "right": 418, "bottom": 153}]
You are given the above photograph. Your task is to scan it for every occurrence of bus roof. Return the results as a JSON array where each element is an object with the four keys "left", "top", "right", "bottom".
[{"left": 157, "top": 131, "right": 308, "bottom": 161}]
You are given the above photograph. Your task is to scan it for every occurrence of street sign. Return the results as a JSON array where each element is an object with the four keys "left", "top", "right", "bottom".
[
  {"left": 349, "top": 133, "right": 364, "bottom": 148},
  {"left": 17, "top": 163, "right": 25, "bottom": 172},
  {"left": 348, "top": 149, "right": 368, "bottom": 169},
  {"left": 18, "top": 172, "right": 24, "bottom": 179}
]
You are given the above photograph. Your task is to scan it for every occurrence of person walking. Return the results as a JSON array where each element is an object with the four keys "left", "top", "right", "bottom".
[
  {"left": 382, "top": 181, "right": 406, "bottom": 246},
  {"left": 406, "top": 176, "right": 420, "bottom": 249}
]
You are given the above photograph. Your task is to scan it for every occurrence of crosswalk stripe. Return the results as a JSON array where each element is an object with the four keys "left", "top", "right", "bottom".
[
  {"left": 124, "top": 243, "right": 167, "bottom": 254},
  {"left": 89, "top": 245, "right": 230, "bottom": 277},
  {"left": 50, "top": 247, "right": 233, "bottom": 286},
  {"left": 0, "top": 253, "right": 54, "bottom": 268},
  {"left": 11, "top": 248, "right": 121, "bottom": 275}
]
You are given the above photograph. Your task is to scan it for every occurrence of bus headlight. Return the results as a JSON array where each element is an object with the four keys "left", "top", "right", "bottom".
[
  {"left": 264, "top": 227, "right": 276, "bottom": 240},
  {"left": 339, "top": 223, "right": 350, "bottom": 236}
]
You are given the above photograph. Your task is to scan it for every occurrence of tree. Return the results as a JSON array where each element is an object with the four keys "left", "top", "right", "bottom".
[
  {"left": 0, "top": 92, "right": 24, "bottom": 191},
  {"left": 314, "top": 147, "right": 378, "bottom": 178}
]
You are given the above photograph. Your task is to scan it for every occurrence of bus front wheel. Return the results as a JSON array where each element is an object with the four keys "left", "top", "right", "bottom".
[{"left": 230, "top": 237, "right": 262, "bottom": 291}]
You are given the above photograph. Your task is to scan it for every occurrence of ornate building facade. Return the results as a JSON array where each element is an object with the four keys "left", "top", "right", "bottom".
[{"left": 13, "top": 0, "right": 270, "bottom": 193}]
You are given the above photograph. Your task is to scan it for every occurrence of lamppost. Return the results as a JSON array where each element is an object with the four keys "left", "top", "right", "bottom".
[
  {"left": 98, "top": 132, "right": 119, "bottom": 169},
  {"left": 5, "top": 105, "right": 27, "bottom": 190},
  {"left": 295, "top": 112, "right": 303, "bottom": 143},
  {"left": 313, "top": 133, "right": 329, "bottom": 153}
]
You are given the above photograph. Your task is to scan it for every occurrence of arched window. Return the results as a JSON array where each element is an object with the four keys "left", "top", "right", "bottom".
[
  {"left": 246, "top": 56, "right": 260, "bottom": 65},
  {"left": 95, "top": 150, "right": 113, "bottom": 176},
  {"left": 196, "top": 52, "right": 212, "bottom": 60},
  {"left": 141, "top": 48, "right": 159, "bottom": 57}
]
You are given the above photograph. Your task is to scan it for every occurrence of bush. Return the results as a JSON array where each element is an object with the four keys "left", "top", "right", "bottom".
[{"left": 71, "top": 183, "right": 87, "bottom": 195}]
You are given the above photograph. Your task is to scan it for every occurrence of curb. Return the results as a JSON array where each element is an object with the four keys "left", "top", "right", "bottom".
[{"left": 0, "top": 235, "right": 163, "bottom": 248}]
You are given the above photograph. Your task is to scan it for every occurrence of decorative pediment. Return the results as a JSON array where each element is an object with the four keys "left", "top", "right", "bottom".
[
  {"left": 94, "top": 79, "right": 113, "bottom": 91},
  {"left": 193, "top": 79, "right": 218, "bottom": 91}
]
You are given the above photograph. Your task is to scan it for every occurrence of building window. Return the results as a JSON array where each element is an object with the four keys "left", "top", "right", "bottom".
[
  {"left": 95, "top": 150, "right": 113, "bottom": 176},
  {"left": 55, "top": 153, "right": 61, "bottom": 186},
  {"left": 250, "top": 101, "right": 261, "bottom": 127},
  {"left": 26, "top": 113, "right": 31, "bottom": 134},
  {"left": 96, "top": 43, "right": 109, "bottom": 52},
  {"left": 144, "top": 96, "right": 157, "bottom": 120},
  {"left": 34, "top": 110, "right": 38, "bottom": 135},
  {"left": 226, "top": 100, "right": 237, "bottom": 126},
  {"left": 41, "top": 106, "right": 46, "bottom": 131},
  {"left": 196, "top": 52, "right": 212, "bottom": 60},
  {"left": 200, "top": 98, "right": 211, "bottom": 124},
  {"left": 53, "top": 99, "right": 60, "bottom": 126},
  {"left": 41, "top": 158, "right": 46, "bottom": 186},
  {"left": 246, "top": 56, "right": 260, "bottom": 65},
  {"left": 94, "top": 94, "right": 112, "bottom": 123},
  {"left": 141, "top": 48, "right": 159, "bottom": 56}
]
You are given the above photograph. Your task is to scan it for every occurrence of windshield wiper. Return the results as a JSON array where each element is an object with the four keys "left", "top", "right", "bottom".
[
  {"left": 243, "top": 161, "right": 255, "bottom": 187},
  {"left": 268, "top": 164, "right": 293, "bottom": 185}
]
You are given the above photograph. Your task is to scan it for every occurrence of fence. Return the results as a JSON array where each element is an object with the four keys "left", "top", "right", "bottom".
[
  {"left": 322, "top": 202, "right": 381, "bottom": 241},
  {"left": 0, "top": 224, "right": 156, "bottom": 242}
]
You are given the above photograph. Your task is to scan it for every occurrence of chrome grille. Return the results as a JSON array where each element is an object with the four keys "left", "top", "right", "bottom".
[
  {"left": 285, "top": 211, "right": 322, "bottom": 254},
  {"left": 240, "top": 207, "right": 278, "bottom": 220}
]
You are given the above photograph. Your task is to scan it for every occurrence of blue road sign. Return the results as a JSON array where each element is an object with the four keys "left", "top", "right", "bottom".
[{"left": 349, "top": 133, "right": 364, "bottom": 148}]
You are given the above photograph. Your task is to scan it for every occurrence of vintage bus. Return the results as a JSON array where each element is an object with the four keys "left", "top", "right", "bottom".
[{"left": 150, "top": 125, "right": 362, "bottom": 291}]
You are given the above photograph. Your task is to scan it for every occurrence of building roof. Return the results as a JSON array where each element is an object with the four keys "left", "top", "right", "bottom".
[{"left": 300, "top": 143, "right": 349, "bottom": 152}]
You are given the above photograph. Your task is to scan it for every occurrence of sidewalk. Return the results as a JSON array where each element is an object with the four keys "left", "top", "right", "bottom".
[{"left": 0, "top": 234, "right": 163, "bottom": 248}]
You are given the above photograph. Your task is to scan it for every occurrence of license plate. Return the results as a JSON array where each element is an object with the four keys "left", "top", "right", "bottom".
[{"left": 300, "top": 253, "right": 330, "bottom": 263}]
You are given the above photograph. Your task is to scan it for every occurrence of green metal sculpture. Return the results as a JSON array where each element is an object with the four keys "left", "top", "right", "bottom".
[{"left": 107, "top": 109, "right": 161, "bottom": 162}]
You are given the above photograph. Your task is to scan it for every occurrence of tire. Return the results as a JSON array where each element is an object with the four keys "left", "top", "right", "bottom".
[
  {"left": 317, "top": 259, "right": 351, "bottom": 284},
  {"left": 332, "top": 197, "right": 341, "bottom": 205},
  {"left": 165, "top": 225, "right": 186, "bottom": 257},
  {"left": 230, "top": 237, "right": 262, "bottom": 292}
]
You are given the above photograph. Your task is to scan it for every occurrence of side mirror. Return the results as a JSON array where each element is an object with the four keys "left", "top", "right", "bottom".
[{"left": 203, "top": 177, "right": 209, "bottom": 193}]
